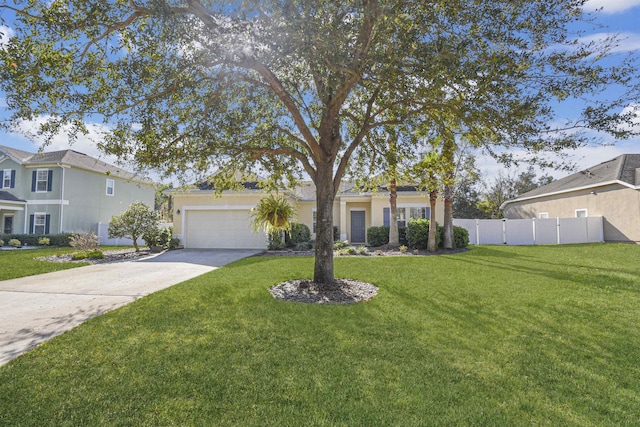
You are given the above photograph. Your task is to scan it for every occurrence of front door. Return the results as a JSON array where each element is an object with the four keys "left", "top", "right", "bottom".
[
  {"left": 3, "top": 215, "right": 14, "bottom": 234},
  {"left": 350, "top": 211, "right": 366, "bottom": 243}
]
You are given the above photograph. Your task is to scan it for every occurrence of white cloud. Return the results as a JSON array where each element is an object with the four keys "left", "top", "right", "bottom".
[
  {"left": 584, "top": 0, "right": 640, "bottom": 13},
  {"left": 0, "top": 25, "right": 14, "bottom": 47},
  {"left": 11, "top": 116, "right": 138, "bottom": 171},
  {"left": 577, "top": 32, "right": 640, "bottom": 53}
]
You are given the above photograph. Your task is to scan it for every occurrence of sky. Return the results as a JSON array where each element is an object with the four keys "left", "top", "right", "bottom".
[{"left": 1, "top": 0, "right": 640, "bottom": 186}]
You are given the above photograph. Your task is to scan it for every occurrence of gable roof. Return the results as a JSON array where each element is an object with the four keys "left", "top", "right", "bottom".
[
  {"left": 502, "top": 154, "right": 640, "bottom": 207},
  {"left": 0, "top": 145, "right": 150, "bottom": 183}
]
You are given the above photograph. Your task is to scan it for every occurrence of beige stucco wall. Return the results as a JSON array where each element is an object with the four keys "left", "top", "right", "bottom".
[
  {"left": 172, "top": 189, "right": 447, "bottom": 245},
  {"left": 503, "top": 184, "right": 640, "bottom": 242},
  {"left": 171, "top": 191, "right": 265, "bottom": 237}
]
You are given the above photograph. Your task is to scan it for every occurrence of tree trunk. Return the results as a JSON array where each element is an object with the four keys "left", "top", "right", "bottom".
[
  {"left": 388, "top": 175, "right": 399, "bottom": 247},
  {"left": 387, "top": 132, "right": 399, "bottom": 247},
  {"left": 313, "top": 161, "right": 336, "bottom": 285},
  {"left": 443, "top": 183, "right": 454, "bottom": 249},
  {"left": 427, "top": 189, "right": 438, "bottom": 252}
]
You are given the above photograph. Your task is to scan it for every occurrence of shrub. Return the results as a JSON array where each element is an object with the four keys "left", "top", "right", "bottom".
[
  {"left": 157, "top": 227, "right": 172, "bottom": 247},
  {"left": 268, "top": 231, "right": 285, "bottom": 250},
  {"left": 333, "top": 240, "right": 349, "bottom": 250},
  {"left": 367, "top": 226, "right": 389, "bottom": 247},
  {"left": 333, "top": 226, "right": 340, "bottom": 241},
  {"left": 375, "top": 249, "right": 383, "bottom": 256},
  {"left": 0, "top": 239, "right": 4, "bottom": 246},
  {"left": 399, "top": 245, "right": 407, "bottom": 253},
  {"left": 142, "top": 227, "right": 160, "bottom": 247},
  {"left": 453, "top": 225, "right": 470, "bottom": 248},
  {"left": 398, "top": 226, "right": 408, "bottom": 247},
  {"left": 285, "top": 223, "right": 311, "bottom": 248},
  {"left": 109, "top": 202, "right": 158, "bottom": 252},
  {"left": 87, "top": 250, "right": 104, "bottom": 259},
  {"left": 357, "top": 245, "right": 369, "bottom": 256},
  {"left": 70, "top": 232, "right": 99, "bottom": 252},
  {"left": 38, "top": 237, "right": 50, "bottom": 246},
  {"left": 8, "top": 239, "right": 21, "bottom": 247},
  {"left": 168, "top": 237, "right": 181, "bottom": 250},
  {"left": 48, "top": 233, "right": 73, "bottom": 247},
  {"left": 406, "top": 219, "right": 443, "bottom": 249},
  {"left": 72, "top": 252, "right": 88, "bottom": 260},
  {"left": 406, "top": 218, "right": 430, "bottom": 249}
]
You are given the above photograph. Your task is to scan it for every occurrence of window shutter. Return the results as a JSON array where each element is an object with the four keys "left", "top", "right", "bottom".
[
  {"left": 10, "top": 170, "right": 15, "bottom": 188},
  {"left": 47, "top": 170, "right": 53, "bottom": 192},
  {"left": 29, "top": 215, "right": 34, "bottom": 234},
  {"left": 31, "top": 171, "right": 37, "bottom": 192},
  {"left": 0, "top": 170, "right": 3, "bottom": 188},
  {"left": 383, "top": 208, "right": 390, "bottom": 227},
  {"left": 425, "top": 207, "right": 431, "bottom": 220},
  {"left": 45, "top": 215, "right": 51, "bottom": 234}
]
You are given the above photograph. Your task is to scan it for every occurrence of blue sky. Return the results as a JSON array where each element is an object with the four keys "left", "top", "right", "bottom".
[{"left": 1, "top": 0, "right": 639, "bottom": 185}]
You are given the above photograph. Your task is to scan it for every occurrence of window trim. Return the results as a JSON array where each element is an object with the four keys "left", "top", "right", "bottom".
[
  {"left": 106, "top": 178, "right": 115, "bottom": 196},
  {"left": 2, "top": 169, "right": 11, "bottom": 189},
  {"left": 35, "top": 169, "right": 49, "bottom": 193},
  {"left": 575, "top": 209, "right": 588, "bottom": 218},
  {"left": 33, "top": 212, "right": 47, "bottom": 234}
]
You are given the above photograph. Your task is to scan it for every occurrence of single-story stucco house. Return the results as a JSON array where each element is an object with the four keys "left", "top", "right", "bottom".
[
  {"left": 502, "top": 154, "right": 640, "bottom": 242},
  {"left": 169, "top": 181, "right": 444, "bottom": 249}
]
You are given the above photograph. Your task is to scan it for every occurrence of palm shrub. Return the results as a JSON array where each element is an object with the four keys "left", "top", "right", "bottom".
[{"left": 251, "top": 194, "right": 296, "bottom": 249}]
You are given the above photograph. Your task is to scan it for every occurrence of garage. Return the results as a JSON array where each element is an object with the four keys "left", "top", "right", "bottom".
[{"left": 184, "top": 209, "right": 268, "bottom": 249}]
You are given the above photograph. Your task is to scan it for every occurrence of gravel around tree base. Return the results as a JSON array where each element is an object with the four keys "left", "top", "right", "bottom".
[{"left": 269, "top": 278, "right": 378, "bottom": 304}]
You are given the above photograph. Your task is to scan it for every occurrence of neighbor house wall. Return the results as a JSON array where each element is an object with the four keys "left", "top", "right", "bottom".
[{"left": 503, "top": 184, "right": 640, "bottom": 242}]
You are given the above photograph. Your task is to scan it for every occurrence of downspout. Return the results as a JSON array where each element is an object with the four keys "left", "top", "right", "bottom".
[{"left": 58, "top": 164, "right": 65, "bottom": 233}]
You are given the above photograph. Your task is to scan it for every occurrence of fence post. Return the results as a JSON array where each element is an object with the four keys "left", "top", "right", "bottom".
[
  {"left": 556, "top": 217, "right": 561, "bottom": 244},
  {"left": 532, "top": 218, "right": 536, "bottom": 245},
  {"left": 476, "top": 219, "right": 480, "bottom": 245}
]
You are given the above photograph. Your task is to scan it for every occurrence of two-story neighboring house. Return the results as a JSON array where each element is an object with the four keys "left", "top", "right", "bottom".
[{"left": 0, "top": 145, "right": 155, "bottom": 236}]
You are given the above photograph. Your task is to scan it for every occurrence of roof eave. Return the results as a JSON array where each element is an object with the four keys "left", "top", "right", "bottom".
[{"left": 500, "top": 180, "right": 638, "bottom": 210}]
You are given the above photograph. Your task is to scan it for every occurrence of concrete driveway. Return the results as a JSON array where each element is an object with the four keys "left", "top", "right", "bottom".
[{"left": 0, "top": 249, "right": 262, "bottom": 366}]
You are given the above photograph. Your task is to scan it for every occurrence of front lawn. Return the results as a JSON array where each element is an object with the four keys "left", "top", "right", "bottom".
[
  {"left": 0, "top": 246, "right": 139, "bottom": 281},
  {"left": 1, "top": 244, "right": 639, "bottom": 425},
  {"left": 0, "top": 246, "right": 88, "bottom": 281}
]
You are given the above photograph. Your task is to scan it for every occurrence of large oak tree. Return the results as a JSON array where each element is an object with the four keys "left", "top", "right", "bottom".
[{"left": 1, "top": 0, "right": 636, "bottom": 285}]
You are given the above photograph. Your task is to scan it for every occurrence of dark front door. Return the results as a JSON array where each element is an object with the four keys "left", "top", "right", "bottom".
[
  {"left": 3, "top": 215, "right": 13, "bottom": 234},
  {"left": 350, "top": 211, "right": 366, "bottom": 243}
]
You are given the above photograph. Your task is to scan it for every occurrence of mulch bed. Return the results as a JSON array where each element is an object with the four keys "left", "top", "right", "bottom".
[
  {"left": 269, "top": 278, "right": 378, "bottom": 304},
  {"left": 37, "top": 249, "right": 154, "bottom": 265}
]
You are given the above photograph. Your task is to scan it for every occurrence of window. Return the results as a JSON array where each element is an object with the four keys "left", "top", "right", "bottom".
[
  {"left": 106, "top": 178, "right": 115, "bottom": 196},
  {"left": 312, "top": 210, "right": 317, "bottom": 233},
  {"left": 409, "top": 207, "right": 427, "bottom": 220},
  {"left": 396, "top": 207, "right": 407, "bottom": 227},
  {"left": 2, "top": 169, "right": 12, "bottom": 189},
  {"left": 575, "top": 209, "right": 588, "bottom": 218},
  {"left": 33, "top": 213, "right": 47, "bottom": 234},
  {"left": 539, "top": 212, "right": 549, "bottom": 219},
  {"left": 384, "top": 206, "right": 430, "bottom": 228},
  {"left": 33, "top": 169, "right": 51, "bottom": 192}
]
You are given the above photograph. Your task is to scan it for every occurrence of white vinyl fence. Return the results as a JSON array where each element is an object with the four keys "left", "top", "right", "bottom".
[
  {"left": 453, "top": 217, "right": 604, "bottom": 246},
  {"left": 97, "top": 222, "right": 173, "bottom": 246}
]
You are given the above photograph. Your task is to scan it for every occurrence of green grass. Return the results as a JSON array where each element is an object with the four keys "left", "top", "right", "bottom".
[
  {"left": 1, "top": 244, "right": 640, "bottom": 426},
  {"left": 0, "top": 246, "right": 136, "bottom": 281},
  {"left": 0, "top": 246, "right": 88, "bottom": 280}
]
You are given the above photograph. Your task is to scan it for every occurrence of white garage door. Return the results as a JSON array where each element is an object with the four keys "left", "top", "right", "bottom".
[{"left": 185, "top": 210, "right": 267, "bottom": 249}]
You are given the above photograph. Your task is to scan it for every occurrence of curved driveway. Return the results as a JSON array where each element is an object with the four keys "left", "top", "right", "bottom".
[{"left": 0, "top": 249, "right": 262, "bottom": 366}]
